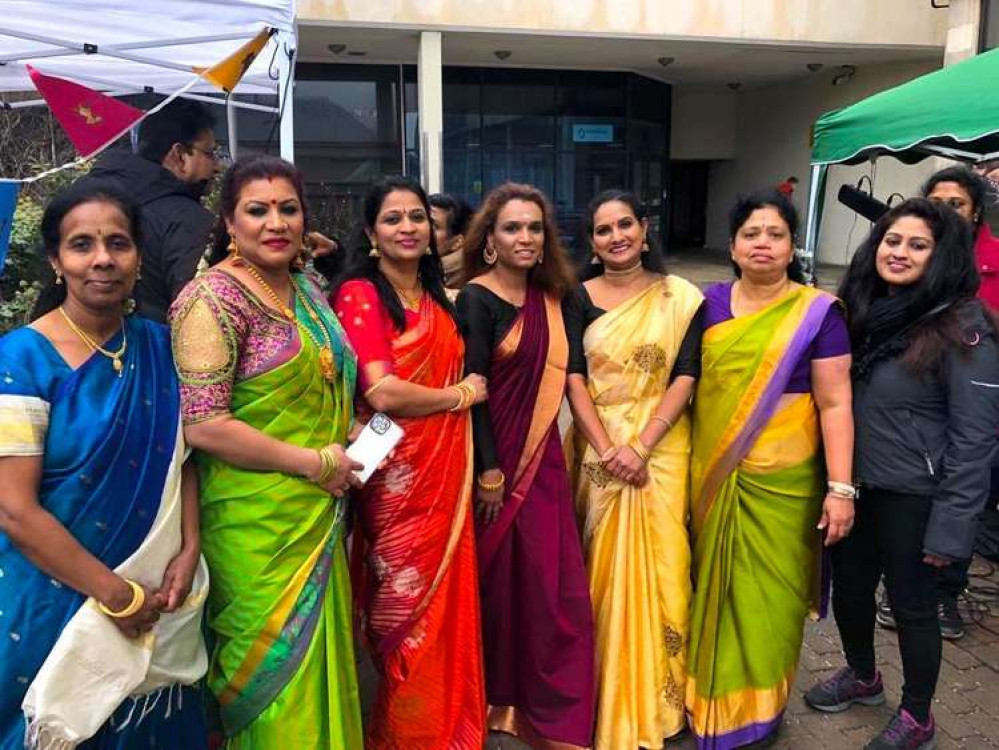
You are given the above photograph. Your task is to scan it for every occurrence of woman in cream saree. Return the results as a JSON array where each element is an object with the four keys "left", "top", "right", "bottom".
[{"left": 566, "top": 188, "right": 704, "bottom": 750}]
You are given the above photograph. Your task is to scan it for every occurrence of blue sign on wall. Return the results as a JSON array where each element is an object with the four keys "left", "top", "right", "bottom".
[{"left": 572, "top": 124, "right": 614, "bottom": 143}]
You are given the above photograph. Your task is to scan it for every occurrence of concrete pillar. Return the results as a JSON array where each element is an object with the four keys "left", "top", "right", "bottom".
[
  {"left": 417, "top": 31, "right": 443, "bottom": 194},
  {"left": 945, "top": 0, "right": 982, "bottom": 65}
]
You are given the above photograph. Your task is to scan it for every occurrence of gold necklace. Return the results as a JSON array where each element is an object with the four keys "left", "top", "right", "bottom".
[
  {"left": 58, "top": 307, "right": 127, "bottom": 376},
  {"left": 234, "top": 260, "right": 337, "bottom": 383},
  {"left": 603, "top": 260, "right": 643, "bottom": 279},
  {"left": 292, "top": 282, "right": 338, "bottom": 383},
  {"left": 389, "top": 280, "right": 423, "bottom": 312},
  {"left": 236, "top": 259, "right": 294, "bottom": 320}
]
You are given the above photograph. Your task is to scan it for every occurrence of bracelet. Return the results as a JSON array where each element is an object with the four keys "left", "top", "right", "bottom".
[
  {"left": 599, "top": 446, "right": 616, "bottom": 462},
  {"left": 98, "top": 579, "right": 146, "bottom": 619},
  {"left": 651, "top": 415, "right": 674, "bottom": 431},
  {"left": 629, "top": 439, "right": 651, "bottom": 463},
  {"left": 448, "top": 385, "right": 468, "bottom": 412},
  {"left": 827, "top": 480, "right": 857, "bottom": 500},
  {"left": 477, "top": 471, "right": 506, "bottom": 492},
  {"left": 316, "top": 447, "right": 339, "bottom": 485},
  {"left": 364, "top": 375, "right": 391, "bottom": 399}
]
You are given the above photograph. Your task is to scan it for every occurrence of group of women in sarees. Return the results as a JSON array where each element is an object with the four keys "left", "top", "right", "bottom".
[{"left": 9, "top": 149, "right": 994, "bottom": 750}]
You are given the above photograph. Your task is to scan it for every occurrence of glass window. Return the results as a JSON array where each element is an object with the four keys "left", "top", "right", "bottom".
[{"left": 481, "top": 69, "right": 556, "bottom": 148}]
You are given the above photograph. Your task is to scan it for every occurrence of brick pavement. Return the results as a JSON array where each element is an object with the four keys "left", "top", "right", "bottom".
[{"left": 485, "top": 558, "right": 999, "bottom": 750}]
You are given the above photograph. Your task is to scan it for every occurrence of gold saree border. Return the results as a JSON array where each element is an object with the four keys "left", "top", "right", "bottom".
[{"left": 488, "top": 705, "right": 591, "bottom": 750}]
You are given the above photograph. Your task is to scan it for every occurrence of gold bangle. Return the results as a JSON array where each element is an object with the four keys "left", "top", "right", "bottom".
[
  {"left": 448, "top": 386, "right": 465, "bottom": 412},
  {"left": 98, "top": 579, "right": 145, "bottom": 619},
  {"left": 477, "top": 472, "right": 506, "bottom": 492},
  {"left": 317, "top": 448, "right": 339, "bottom": 485},
  {"left": 651, "top": 415, "right": 674, "bottom": 431},
  {"left": 364, "top": 375, "right": 392, "bottom": 399},
  {"left": 630, "top": 439, "right": 651, "bottom": 463}
]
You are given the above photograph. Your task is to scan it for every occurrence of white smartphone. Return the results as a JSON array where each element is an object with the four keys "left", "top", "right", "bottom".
[{"left": 345, "top": 413, "right": 404, "bottom": 484}]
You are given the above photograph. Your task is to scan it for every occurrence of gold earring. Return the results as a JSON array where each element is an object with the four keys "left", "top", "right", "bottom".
[
  {"left": 369, "top": 239, "right": 380, "bottom": 258},
  {"left": 227, "top": 239, "right": 240, "bottom": 258},
  {"left": 54, "top": 268, "right": 63, "bottom": 285},
  {"left": 424, "top": 244, "right": 433, "bottom": 256},
  {"left": 483, "top": 246, "right": 497, "bottom": 265}
]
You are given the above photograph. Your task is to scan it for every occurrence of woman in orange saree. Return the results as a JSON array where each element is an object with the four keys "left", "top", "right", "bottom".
[{"left": 331, "top": 176, "right": 488, "bottom": 749}]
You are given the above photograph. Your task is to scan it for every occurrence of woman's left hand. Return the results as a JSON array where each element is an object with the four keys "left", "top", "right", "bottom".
[
  {"left": 923, "top": 554, "right": 951, "bottom": 568},
  {"left": 158, "top": 547, "right": 200, "bottom": 613},
  {"left": 818, "top": 494, "right": 854, "bottom": 546},
  {"left": 606, "top": 445, "right": 648, "bottom": 487}
]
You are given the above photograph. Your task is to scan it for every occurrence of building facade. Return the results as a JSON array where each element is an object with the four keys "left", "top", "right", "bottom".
[{"left": 232, "top": 1, "right": 992, "bottom": 264}]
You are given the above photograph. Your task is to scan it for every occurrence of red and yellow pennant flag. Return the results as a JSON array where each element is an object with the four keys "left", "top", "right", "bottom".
[
  {"left": 27, "top": 65, "right": 144, "bottom": 158},
  {"left": 196, "top": 27, "right": 275, "bottom": 95}
]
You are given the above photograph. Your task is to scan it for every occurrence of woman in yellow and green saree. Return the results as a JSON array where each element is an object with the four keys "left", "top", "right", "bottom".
[
  {"left": 686, "top": 191, "right": 854, "bottom": 749},
  {"left": 170, "top": 157, "right": 364, "bottom": 749}
]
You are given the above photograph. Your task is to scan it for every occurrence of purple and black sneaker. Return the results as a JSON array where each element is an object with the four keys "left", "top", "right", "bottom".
[
  {"left": 804, "top": 667, "right": 886, "bottom": 713},
  {"left": 864, "top": 709, "right": 936, "bottom": 750}
]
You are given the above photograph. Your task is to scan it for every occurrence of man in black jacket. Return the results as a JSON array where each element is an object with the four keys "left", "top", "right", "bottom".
[{"left": 84, "top": 99, "right": 222, "bottom": 322}]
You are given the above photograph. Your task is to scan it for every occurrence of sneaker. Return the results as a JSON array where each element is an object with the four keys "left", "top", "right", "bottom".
[
  {"left": 804, "top": 667, "right": 886, "bottom": 713},
  {"left": 938, "top": 598, "right": 965, "bottom": 641},
  {"left": 876, "top": 592, "right": 897, "bottom": 630},
  {"left": 864, "top": 708, "right": 936, "bottom": 750}
]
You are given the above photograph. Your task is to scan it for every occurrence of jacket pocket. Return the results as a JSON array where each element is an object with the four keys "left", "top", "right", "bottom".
[{"left": 904, "top": 409, "right": 936, "bottom": 478}]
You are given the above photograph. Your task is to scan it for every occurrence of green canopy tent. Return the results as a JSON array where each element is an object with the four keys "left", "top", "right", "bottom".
[{"left": 803, "top": 47, "right": 999, "bottom": 268}]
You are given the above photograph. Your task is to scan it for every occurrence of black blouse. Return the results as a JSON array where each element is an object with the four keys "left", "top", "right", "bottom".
[
  {"left": 563, "top": 283, "right": 705, "bottom": 379},
  {"left": 456, "top": 284, "right": 574, "bottom": 473}
]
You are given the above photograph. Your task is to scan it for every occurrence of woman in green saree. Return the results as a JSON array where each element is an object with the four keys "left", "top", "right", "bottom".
[
  {"left": 170, "top": 156, "right": 364, "bottom": 748},
  {"left": 686, "top": 191, "right": 854, "bottom": 749}
]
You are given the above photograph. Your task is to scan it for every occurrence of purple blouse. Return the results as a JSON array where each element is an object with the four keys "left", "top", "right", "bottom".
[{"left": 702, "top": 281, "right": 850, "bottom": 393}]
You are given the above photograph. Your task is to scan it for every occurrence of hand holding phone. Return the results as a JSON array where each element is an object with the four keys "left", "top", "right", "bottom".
[{"left": 345, "top": 413, "right": 404, "bottom": 484}]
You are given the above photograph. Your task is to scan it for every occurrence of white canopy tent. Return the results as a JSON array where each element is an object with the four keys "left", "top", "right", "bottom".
[{"left": 0, "top": 0, "right": 297, "bottom": 161}]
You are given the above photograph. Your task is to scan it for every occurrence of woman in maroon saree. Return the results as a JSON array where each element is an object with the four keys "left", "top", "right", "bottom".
[{"left": 456, "top": 182, "right": 595, "bottom": 749}]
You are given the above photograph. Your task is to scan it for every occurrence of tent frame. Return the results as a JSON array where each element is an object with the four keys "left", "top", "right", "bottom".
[{"left": 0, "top": 22, "right": 296, "bottom": 162}]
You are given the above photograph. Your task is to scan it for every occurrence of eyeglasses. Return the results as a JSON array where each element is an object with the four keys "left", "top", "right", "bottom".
[{"left": 187, "top": 143, "right": 228, "bottom": 162}]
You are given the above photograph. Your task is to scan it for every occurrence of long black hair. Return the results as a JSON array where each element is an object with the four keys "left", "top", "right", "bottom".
[
  {"left": 838, "top": 197, "right": 980, "bottom": 372},
  {"left": 330, "top": 176, "right": 453, "bottom": 332},
  {"left": 581, "top": 189, "right": 667, "bottom": 281},
  {"left": 31, "top": 180, "right": 143, "bottom": 320},
  {"left": 920, "top": 165, "right": 988, "bottom": 228},
  {"left": 207, "top": 155, "right": 309, "bottom": 266},
  {"left": 727, "top": 189, "right": 807, "bottom": 284}
]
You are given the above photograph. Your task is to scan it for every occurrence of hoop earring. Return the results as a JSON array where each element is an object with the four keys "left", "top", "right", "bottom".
[
  {"left": 369, "top": 239, "right": 380, "bottom": 258},
  {"left": 54, "top": 268, "right": 64, "bottom": 285},
  {"left": 483, "top": 246, "right": 497, "bottom": 265}
]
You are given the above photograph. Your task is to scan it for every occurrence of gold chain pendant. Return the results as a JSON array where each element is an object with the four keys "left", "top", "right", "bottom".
[{"left": 318, "top": 346, "right": 337, "bottom": 382}]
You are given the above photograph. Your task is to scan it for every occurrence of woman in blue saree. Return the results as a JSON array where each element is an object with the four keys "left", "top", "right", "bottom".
[{"left": 0, "top": 182, "right": 208, "bottom": 750}]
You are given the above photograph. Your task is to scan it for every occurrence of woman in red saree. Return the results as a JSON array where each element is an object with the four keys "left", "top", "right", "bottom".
[
  {"left": 331, "top": 176, "right": 488, "bottom": 749},
  {"left": 457, "top": 183, "right": 595, "bottom": 749}
]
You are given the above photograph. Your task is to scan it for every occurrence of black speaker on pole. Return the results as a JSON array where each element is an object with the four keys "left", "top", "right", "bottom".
[{"left": 837, "top": 184, "right": 890, "bottom": 223}]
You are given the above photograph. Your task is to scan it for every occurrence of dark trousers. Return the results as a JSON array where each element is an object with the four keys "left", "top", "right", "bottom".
[
  {"left": 831, "top": 487, "right": 941, "bottom": 722},
  {"left": 937, "top": 558, "right": 970, "bottom": 601}
]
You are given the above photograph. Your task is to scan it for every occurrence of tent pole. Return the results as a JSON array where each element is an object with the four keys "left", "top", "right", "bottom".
[
  {"left": 803, "top": 163, "right": 827, "bottom": 285},
  {"left": 227, "top": 95, "right": 238, "bottom": 162},
  {"left": 277, "top": 28, "right": 295, "bottom": 163}
]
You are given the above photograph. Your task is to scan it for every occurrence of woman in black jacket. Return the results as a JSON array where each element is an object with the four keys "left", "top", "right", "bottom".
[{"left": 805, "top": 198, "right": 999, "bottom": 750}]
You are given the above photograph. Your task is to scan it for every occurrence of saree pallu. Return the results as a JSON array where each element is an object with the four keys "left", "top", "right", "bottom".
[
  {"left": 356, "top": 299, "right": 485, "bottom": 750},
  {"left": 195, "top": 296, "right": 363, "bottom": 749},
  {"left": 477, "top": 288, "right": 595, "bottom": 750},
  {"left": 0, "top": 317, "right": 206, "bottom": 750},
  {"left": 686, "top": 287, "right": 836, "bottom": 750},
  {"left": 567, "top": 276, "right": 703, "bottom": 750}
]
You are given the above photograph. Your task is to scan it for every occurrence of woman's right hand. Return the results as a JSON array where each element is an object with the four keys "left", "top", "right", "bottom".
[
  {"left": 606, "top": 445, "right": 649, "bottom": 487},
  {"left": 310, "top": 444, "right": 364, "bottom": 497},
  {"left": 462, "top": 374, "right": 489, "bottom": 406},
  {"left": 102, "top": 580, "right": 165, "bottom": 639}
]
